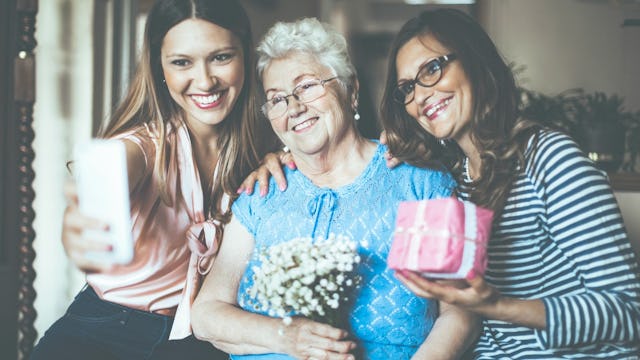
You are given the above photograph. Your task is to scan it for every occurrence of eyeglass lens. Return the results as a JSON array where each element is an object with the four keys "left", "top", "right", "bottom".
[
  {"left": 264, "top": 78, "right": 335, "bottom": 119},
  {"left": 394, "top": 54, "right": 454, "bottom": 105}
]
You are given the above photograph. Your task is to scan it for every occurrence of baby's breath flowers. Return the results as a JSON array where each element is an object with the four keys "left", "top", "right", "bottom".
[{"left": 248, "top": 234, "right": 361, "bottom": 327}]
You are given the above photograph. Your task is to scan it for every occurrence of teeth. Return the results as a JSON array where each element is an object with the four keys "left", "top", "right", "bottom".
[
  {"left": 293, "top": 119, "right": 315, "bottom": 131},
  {"left": 192, "top": 93, "right": 221, "bottom": 105},
  {"left": 426, "top": 98, "right": 450, "bottom": 117}
]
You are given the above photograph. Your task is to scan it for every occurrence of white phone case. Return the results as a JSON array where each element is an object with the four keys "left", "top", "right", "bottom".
[{"left": 74, "top": 139, "right": 133, "bottom": 264}]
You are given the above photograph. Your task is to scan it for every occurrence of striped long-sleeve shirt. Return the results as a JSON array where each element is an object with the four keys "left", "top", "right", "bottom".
[{"left": 461, "top": 131, "right": 640, "bottom": 359}]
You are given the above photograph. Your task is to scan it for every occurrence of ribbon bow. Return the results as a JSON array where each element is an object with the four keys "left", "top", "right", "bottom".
[
  {"left": 307, "top": 191, "right": 338, "bottom": 239},
  {"left": 186, "top": 217, "right": 222, "bottom": 275}
]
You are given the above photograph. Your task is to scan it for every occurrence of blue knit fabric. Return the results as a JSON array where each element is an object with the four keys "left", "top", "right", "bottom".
[{"left": 231, "top": 142, "right": 455, "bottom": 360}]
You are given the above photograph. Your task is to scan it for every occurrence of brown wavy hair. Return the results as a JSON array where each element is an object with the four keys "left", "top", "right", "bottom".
[
  {"left": 381, "top": 9, "right": 541, "bottom": 219},
  {"left": 99, "top": 0, "right": 276, "bottom": 224}
]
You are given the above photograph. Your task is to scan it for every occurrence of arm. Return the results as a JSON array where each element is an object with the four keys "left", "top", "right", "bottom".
[
  {"left": 61, "top": 138, "right": 146, "bottom": 272},
  {"left": 412, "top": 300, "right": 481, "bottom": 360},
  {"left": 398, "top": 133, "right": 640, "bottom": 349},
  {"left": 192, "top": 215, "right": 356, "bottom": 359},
  {"left": 397, "top": 272, "right": 546, "bottom": 330},
  {"left": 526, "top": 133, "right": 640, "bottom": 348},
  {"left": 236, "top": 149, "right": 295, "bottom": 196}
]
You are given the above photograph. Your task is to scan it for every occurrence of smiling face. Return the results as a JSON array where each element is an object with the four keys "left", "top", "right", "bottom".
[
  {"left": 262, "top": 52, "right": 352, "bottom": 156},
  {"left": 396, "top": 34, "right": 474, "bottom": 145},
  {"left": 161, "top": 18, "right": 244, "bottom": 132}
]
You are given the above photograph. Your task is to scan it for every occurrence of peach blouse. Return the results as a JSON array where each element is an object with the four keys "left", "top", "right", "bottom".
[{"left": 86, "top": 124, "right": 226, "bottom": 339}]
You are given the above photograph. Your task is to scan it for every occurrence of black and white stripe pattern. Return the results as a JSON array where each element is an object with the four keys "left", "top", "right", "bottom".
[{"left": 460, "top": 131, "right": 640, "bottom": 359}]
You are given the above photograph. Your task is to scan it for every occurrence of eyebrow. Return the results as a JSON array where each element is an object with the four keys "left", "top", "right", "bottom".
[
  {"left": 397, "top": 56, "right": 442, "bottom": 82},
  {"left": 264, "top": 73, "right": 319, "bottom": 94},
  {"left": 163, "top": 45, "right": 239, "bottom": 58}
]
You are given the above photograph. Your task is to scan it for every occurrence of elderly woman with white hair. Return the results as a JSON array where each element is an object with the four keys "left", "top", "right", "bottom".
[{"left": 191, "top": 18, "right": 479, "bottom": 360}]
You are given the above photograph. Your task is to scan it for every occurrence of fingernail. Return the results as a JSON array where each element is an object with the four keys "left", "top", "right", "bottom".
[
  {"left": 278, "top": 184, "right": 287, "bottom": 191},
  {"left": 236, "top": 188, "right": 243, "bottom": 194},
  {"left": 260, "top": 188, "right": 266, "bottom": 197},
  {"left": 107, "top": 244, "right": 114, "bottom": 251},
  {"left": 287, "top": 161, "right": 296, "bottom": 169}
]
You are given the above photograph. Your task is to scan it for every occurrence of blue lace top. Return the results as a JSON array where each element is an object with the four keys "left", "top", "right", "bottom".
[{"left": 231, "top": 143, "right": 455, "bottom": 360}]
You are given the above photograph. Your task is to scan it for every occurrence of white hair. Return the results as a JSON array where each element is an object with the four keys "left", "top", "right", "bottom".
[{"left": 256, "top": 17, "right": 357, "bottom": 88}]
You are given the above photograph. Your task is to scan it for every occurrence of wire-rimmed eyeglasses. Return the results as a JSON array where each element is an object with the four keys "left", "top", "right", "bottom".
[
  {"left": 393, "top": 54, "right": 457, "bottom": 105},
  {"left": 261, "top": 77, "right": 338, "bottom": 119}
]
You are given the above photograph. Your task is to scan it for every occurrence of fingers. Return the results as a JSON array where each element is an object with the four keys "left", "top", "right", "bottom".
[
  {"left": 62, "top": 205, "right": 114, "bottom": 273},
  {"left": 261, "top": 153, "right": 288, "bottom": 194},
  {"left": 379, "top": 131, "right": 402, "bottom": 168},
  {"left": 236, "top": 151, "right": 294, "bottom": 195},
  {"left": 306, "top": 347, "right": 355, "bottom": 360},
  {"left": 237, "top": 170, "right": 258, "bottom": 195},
  {"left": 466, "top": 272, "right": 497, "bottom": 303},
  {"left": 396, "top": 270, "right": 502, "bottom": 313},
  {"left": 395, "top": 271, "right": 439, "bottom": 299},
  {"left": 379, "top": 130, "right": 387, "bottom": 145},
  {"left": 384, "top": 151, "right": 401, "bottom": 169},
  {"left": 286, "top": 319, "right": 356, "bottom": 359},
  {"left": 63, "top": 180, "right": 79, "bottom": 206},
  {"left": 279, "top": 150, "right": 296, "bottom": 170}
]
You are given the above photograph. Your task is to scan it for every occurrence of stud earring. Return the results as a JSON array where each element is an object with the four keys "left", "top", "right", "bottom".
[
  {"left": 354, "top": 111, "right": 361, "bottom": 121},
  {"left": 439, "top": 139, "right": 446, "bottom": 147}
]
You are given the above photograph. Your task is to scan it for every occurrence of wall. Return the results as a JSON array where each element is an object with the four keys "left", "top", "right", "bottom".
[
  {"left": 478, "top": 0, "right": 640, "bottom": 254},
  {"left": 478, "top": 0, "right": 640, "bottom": 112},
  {"left": 32, "top": 0, "right": 92, "bottom": 339},
  {"left": 615, "top": 192, "right": 640, "bottom": 257}
]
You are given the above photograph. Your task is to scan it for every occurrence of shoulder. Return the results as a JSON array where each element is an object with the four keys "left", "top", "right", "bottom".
[
  {"left": 232, "top": 167, "right": 297, "bottom": 217},
  {"left": 115, "top": 125, "right": 157, "bottom": 166},
  {"left": 526, "top": 130, "right": 584, "bottom": 165},
  {"left": 387, "top": 160, "right": 456, "bottom": 199},
  {"left": 524, "top": 130, "right": 609, "bottom": 193}
]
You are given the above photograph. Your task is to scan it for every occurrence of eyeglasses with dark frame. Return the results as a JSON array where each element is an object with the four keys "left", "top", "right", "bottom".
[
  {"left": 261, "top": 77, "right": 338, "bottom": 119},
  {"left": 393, "top": 54, "right": 457, "bottom": 105}
]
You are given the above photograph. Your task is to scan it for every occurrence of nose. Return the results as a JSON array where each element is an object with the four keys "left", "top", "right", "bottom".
[
  {"left": 412, "top": 83, "right": 434, "bottom": 107},
  {"left": 193, "top": 63, "right": 216, "bottom": 90},
  {"left": 285, "top": 95, "right": 306, "bottom": 118}
]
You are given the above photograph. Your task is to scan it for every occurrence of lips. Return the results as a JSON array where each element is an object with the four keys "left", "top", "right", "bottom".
[
  {"left": 190, "top": 91, "right": 224, "bottom": 109},
  {"left": 422, "top": 96, "right": 453, "bottom": 120},
  {"left": 292, "top": 117, "right": 318, "bottom": 132}
]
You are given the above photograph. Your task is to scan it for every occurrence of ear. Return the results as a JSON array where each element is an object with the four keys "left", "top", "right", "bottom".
[{"left": 350, "top": 77, "right": 360, "bottom": 110}]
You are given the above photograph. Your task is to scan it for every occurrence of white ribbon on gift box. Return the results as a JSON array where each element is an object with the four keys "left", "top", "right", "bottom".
[{"left": 396, "top": 200, "right": 478, "bottom": 279}]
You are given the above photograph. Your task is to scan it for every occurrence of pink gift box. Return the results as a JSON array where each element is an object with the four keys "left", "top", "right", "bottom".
[{"left": 388, "top": 198, "right": 494, "bottom": 279}]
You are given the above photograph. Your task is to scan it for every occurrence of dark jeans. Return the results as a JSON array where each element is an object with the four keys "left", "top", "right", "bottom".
[{"left": 31, "top": 285, "right": 227, "bottom": 360}]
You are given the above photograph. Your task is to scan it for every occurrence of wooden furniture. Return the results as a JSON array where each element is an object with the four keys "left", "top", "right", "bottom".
[{"left": 0, "top": 0, "right": 38, "bottom": 359}]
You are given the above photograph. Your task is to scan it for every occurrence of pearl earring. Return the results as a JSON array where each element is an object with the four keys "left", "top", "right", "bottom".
[{"left": 354, "top": 111, "right": 360, "bottom": 121}]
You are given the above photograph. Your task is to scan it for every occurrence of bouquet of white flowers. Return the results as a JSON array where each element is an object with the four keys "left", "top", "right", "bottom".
[{"left": 247, "top": 234, "right": 362, "bottom": 327}]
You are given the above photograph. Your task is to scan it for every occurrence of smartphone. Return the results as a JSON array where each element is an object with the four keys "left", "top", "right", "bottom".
[{"left": 73, "top": 139, "right": 133, "bottom": 264}]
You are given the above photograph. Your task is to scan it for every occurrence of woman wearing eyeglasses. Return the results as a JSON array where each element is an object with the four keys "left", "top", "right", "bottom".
[
  {"left": 382, "top": 9, "right": 640, "bottom": 359},
  {"left": 191, "top": 17, "right": 479, "bottom": 360}
]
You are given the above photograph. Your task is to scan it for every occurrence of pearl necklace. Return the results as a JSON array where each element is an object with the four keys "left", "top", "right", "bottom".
[{"left": 463, "top": 156, "right": 473, "bottom": 182}]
